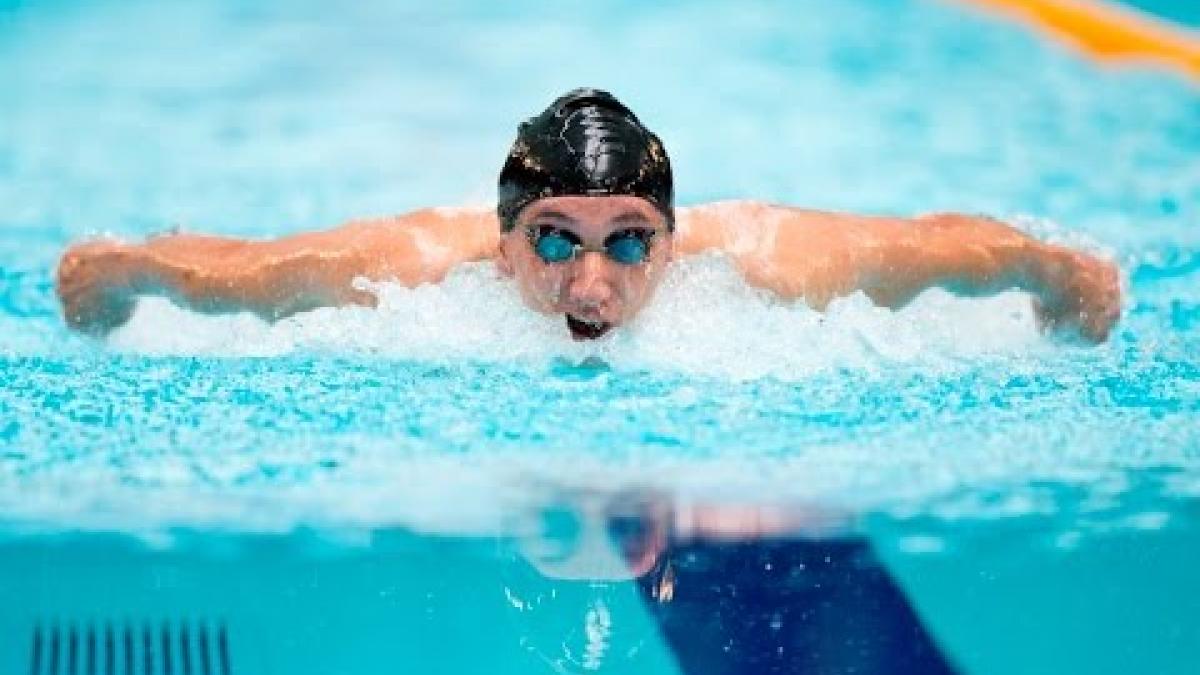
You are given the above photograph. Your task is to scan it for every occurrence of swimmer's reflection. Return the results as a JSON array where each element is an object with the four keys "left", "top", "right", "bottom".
[{"left": 515, "top": 491, "right": 957, "bottom": 674}]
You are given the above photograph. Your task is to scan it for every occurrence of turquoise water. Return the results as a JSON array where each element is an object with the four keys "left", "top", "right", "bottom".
[
  {"left": 2, "top": 0, "right": 1200, "bottom": 673},
  {"left": 1123, "top": 0, "right": 1200, "bottom": 26}
]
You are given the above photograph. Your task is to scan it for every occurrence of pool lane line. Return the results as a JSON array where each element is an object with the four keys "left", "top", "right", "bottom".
[{"left": 957, "top": 0, "right": 1200, "bottom": 79}]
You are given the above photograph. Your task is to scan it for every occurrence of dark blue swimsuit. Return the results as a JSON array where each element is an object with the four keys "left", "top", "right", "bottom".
[{"left": 637, "top": 537, "right": 958, "bottom": 675}]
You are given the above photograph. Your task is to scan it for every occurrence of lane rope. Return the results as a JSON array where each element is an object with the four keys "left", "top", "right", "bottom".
[{"left": 960, "top": 0, "right": 1200, "bottom": 79}]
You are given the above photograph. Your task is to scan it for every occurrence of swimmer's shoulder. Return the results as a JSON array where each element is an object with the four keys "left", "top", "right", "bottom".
[
  {"left": 675, "top": 200, "right": 834, "bottom": 256},
  {"left": 338, "top": 206, "right": 501, "bottom": 262}
]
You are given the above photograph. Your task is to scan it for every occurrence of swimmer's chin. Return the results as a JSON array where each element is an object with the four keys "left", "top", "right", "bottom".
[{"left": 566, "top": 314, "right": 614, "bottom": 341}]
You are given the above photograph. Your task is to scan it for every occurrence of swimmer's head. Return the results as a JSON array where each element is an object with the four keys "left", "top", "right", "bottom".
[
  {"left": 497, "top": 88, "right": 674, "bottom": 232},
  {"left": 496, "top": 90, "right": 676, "bottom": 340}
]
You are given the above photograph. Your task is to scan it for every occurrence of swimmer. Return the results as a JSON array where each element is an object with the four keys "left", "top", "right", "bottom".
[
  {"left": 56, "top": 88, "right": 1121, "bottom": 342},
  {"left": 511, "top": 487, "right": 957, "bottom": 673}
]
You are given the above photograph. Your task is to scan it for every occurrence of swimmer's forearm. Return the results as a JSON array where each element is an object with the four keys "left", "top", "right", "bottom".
[
  {"left": 135, "top": 235, "right": 378, "bottom": 320},
  {"left": 862, "top": 214, "right": 1052, "bottom": 306},
  {"left": 57, "top": 234, "right": 377, "bottom": 332},
  {"left": 58, "top": 209, "right": 497, "bottom": 332},
  {"left": 135, "top": 210, "right": 498, "bottom": 317},
  {"left": 863, "top": 213, "right": 1121, "bottom": 341},
  {"left": 687, "top": 204, "right": 1062, "bottom": 309}
]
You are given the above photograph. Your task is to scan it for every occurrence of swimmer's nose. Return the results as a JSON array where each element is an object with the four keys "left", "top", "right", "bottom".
[{"left": 567, "top": 251, "right": 615, "bottom": 310}]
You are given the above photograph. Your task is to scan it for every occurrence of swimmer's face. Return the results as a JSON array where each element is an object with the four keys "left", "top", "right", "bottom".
[{"left": 497, "top": 195, "right": 674, "bottom": 340}]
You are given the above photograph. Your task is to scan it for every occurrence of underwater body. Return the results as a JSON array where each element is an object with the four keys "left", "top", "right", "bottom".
[{"left": 2, "top": 0, "right": 1199, "bottom": 673}]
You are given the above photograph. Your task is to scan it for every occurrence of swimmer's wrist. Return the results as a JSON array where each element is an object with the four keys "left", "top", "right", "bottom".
[
  {"left": 1024, "top": 242, "right": 1070, "bottom": 306},
  {"left": 125, "top": 247, "right": 168, "bottom": 295},
  {"left": 123, "top": 247, "right": 205, "bottom": 304},
  {"left": 92, "top": 243, "right": 153, "bottom": 295}
]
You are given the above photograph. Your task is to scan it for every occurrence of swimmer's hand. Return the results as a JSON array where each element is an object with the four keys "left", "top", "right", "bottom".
[
  {"left": 1030, "top": 246, "right": 1122, "bottom": 343},
  {"left": 56, "top": 240, "right": 144, "bottom": 335}
]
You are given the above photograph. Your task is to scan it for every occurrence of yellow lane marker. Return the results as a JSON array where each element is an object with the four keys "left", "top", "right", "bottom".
[{"left": 960, "top": 0, "right": 1200, "bottom": 79}]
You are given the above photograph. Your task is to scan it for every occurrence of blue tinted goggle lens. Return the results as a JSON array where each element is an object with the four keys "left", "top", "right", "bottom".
[
  {"left": 534, "top": 230, "right": 578, "bottom": 263},
  {"left": 606, "top": 233, "right": 650, "bottom": 265},
  {"left": 530, "top": 227, "right": 654, "bottom": 266}
]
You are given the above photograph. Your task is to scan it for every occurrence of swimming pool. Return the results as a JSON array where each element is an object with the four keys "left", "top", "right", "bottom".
[{"left": 2, "top": 0, "right": 1199, "bottom": 672}]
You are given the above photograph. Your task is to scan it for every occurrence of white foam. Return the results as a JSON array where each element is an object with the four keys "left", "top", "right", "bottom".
[{"left": 109, "top": 252, "right": 1049, "bottom": 379}]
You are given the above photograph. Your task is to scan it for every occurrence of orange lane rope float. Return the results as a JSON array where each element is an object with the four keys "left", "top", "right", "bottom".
[{"left": 960, "top": 0, "right": 1200, "bottom": 79}]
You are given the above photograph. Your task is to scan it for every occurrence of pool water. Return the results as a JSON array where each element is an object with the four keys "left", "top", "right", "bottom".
[{"left": 2, "top": 0, "right": 1199, "bottom": 673}]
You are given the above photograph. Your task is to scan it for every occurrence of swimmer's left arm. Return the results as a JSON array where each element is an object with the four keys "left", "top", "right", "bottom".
[
  {"left": 681, "top": 203, "right": 1121, "bottom": 342},
  {"left": 848, "top": 212, "right": 1121, "bottom": 342}
]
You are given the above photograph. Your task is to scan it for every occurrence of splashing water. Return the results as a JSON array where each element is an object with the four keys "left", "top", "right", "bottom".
[
  {"left": 0, "top": 0, "right": 1197, "bottom": 553},
  {"left": 5, "top": 2, "right": 1200, "bottom": 673},
  {"left": 109, "top": 252, "right": 1052, "bottom": 376}
]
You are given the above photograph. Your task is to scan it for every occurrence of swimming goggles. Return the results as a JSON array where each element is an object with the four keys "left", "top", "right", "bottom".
[{"left": 526, "top": 225, "right": 659, "bottom": 266}]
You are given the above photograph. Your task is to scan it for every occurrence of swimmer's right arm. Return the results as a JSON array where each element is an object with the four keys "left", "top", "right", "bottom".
[{"left": 56, "top": 208, "right": 499, "bottom": 334}]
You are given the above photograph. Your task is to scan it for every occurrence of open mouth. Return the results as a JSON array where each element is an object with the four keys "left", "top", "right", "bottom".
[{"left": 566, "top": 314, "right": 613, "bottom": 341}]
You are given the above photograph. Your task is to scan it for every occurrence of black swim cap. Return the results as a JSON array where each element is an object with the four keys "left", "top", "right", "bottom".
[{"left": 497, "top": 88, "right": 674, "bottom": 231}]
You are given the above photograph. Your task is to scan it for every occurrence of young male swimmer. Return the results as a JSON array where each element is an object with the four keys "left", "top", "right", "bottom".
[{"left": 57, "top": 88, "right": 1121, "bottom": 342}]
